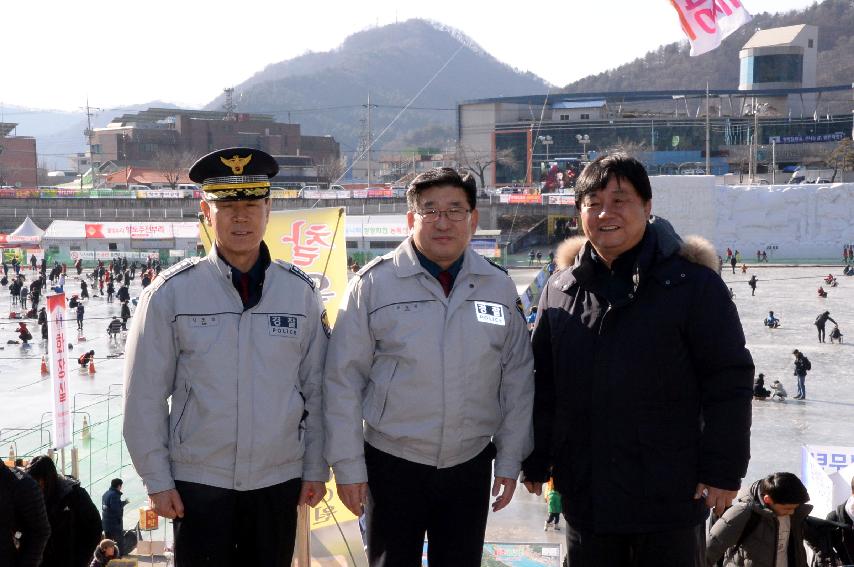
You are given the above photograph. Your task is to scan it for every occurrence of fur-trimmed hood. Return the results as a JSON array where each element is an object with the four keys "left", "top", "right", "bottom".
[{"left": 554, "top": 219, "right": 718, "bottom": 273}]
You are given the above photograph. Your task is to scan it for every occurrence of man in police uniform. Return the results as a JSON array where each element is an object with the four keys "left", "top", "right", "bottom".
[
  {"left": 323, "top": 167, "right": 534, "bottom": 566},
  {"left": 123, "top": 147, "right": 329, "bottom": 566}
]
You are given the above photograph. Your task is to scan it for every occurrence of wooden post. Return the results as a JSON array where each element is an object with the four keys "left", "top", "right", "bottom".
[
  {"left": 70, "top": 447, "right": 79, "bottom": 479},
  {"left": 294, "top": 503, "right": 311, "bottom": 566}
]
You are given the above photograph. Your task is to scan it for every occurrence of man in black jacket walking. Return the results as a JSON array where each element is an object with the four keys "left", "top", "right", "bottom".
[
  {"left": 0, "top": 461, "right": 51, "bottom": 567},
  {"left": 522, "top": 154, "right": 754, "bottom": 566},
  {"left": 102, "top": 478, "right": 129, "bottom": 556}
]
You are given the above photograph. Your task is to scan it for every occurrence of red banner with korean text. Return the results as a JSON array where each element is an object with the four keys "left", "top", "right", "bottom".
[{"left": 47, "top": 293, "right": 72, "bottom": 449}]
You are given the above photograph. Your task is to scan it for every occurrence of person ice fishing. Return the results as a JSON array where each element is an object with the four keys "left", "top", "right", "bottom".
[{"left": 764, "top": 311, "right": 780, "bottom": 328}]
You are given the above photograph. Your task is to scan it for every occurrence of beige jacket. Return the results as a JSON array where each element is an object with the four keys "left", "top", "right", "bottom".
[
  {"left": 123, "top": 245, "right": 328, "bottom": 494},
  {"left": 323, "top": 238, "right": 534, "bottom": 484}
]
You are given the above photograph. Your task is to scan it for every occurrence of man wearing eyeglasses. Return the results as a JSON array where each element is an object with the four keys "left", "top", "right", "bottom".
[{"left": 323, "top": 167, "right": 534, "bottom": 566}]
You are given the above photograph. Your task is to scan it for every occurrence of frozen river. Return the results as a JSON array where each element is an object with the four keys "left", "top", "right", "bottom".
[{"left": 2, "top": 263, "right": 853, "bottom": 560}]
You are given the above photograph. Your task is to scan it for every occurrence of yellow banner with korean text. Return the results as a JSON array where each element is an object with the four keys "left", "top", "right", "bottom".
[{"left": 199, "top": 207, "right": 348, "bottom": 325}]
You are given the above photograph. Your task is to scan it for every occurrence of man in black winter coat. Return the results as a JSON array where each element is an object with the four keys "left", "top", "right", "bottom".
[
  {"left": 521, "top": 154, "right": 754, "bottom": 567},
  {"left": 0, "top": 461, "right": 51, "bottom": 567},
  {"left": 102, "top": 479, "right": 129, "bottom": 555},
  {"left": 26, "top": 455, "right": 102, "bottom": 567},
  {"left": 824, "top": 475, "right": 854, "bottom": 563}
]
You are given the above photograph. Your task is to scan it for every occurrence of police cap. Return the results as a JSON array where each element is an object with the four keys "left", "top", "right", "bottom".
[{"left": 189, "top": 147, "right": 279, "bottom": 201}]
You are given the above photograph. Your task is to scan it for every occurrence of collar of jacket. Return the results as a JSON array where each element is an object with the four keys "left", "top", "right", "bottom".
[
  {"left": 391, "top": 237, "right": 494, "bottom": 279},
  {"left": 207, "top": 241, "right": 271, "bottom": 281},
  {"left": 552, "top": 217, "right": 718, "bottom": 295}
]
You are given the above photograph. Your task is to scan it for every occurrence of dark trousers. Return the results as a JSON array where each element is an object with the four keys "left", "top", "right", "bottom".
[
  {"left": 564, "top": 522, "right": 706, "bottom": 567},
  {"left": 173, "top": 478, "right": 301, "bottom": 567},
  {"left": 364, "top": 443, "right": 494, "bottom": 567},
  {"left": 546, "top": 512, "right": 561, "bottom": 525},
  {"left": 817, "top": 325, "right": 826, "bottom": 342}
]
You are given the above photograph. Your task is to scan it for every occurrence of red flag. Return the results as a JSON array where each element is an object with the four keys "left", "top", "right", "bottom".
[{"left": 85, "top": 224, "right": 104, "bottom": 238}]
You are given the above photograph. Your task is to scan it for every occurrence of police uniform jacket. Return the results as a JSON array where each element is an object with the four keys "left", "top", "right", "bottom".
[
  {"left": 522, "top": 220, "right": 754, "bottom": 533},
  {"left": 123, "top": 244, "right": 329, "bottom": 495},
  {"left": 323, "top": 237, "right": 534, "bottom": 484}
]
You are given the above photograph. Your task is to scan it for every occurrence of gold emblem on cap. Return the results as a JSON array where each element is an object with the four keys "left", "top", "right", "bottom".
[{"left": 220, "top": 154, "right": 253, "bottom": 175}]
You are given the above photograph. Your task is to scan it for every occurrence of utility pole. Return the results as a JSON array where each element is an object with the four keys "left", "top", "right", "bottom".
[
  {"left": 82, "top": 100, "right": 101, "bottom": 190},
  {"left": 365, "top": 93, "right": 374, "bottom": 188},
  {"left": 705, "top": 83, "right": 711, "bottom": 175},
  {"left": 223, "top": 88, "right": 237, "bottom": 121}
]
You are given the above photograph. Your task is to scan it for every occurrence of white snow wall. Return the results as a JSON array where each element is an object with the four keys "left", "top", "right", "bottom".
[{"left": 650, "top": 176, "right": 854, "bottom": 261}]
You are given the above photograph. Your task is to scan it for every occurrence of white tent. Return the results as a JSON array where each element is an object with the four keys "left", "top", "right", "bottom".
[{"left": 7, "top": 217, "right": 44, "bottom": 245}]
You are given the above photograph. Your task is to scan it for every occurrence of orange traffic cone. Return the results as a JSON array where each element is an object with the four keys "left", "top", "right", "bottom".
[
  {"left": 88, "top": 359, "right": 96, "bottom": 375},
  {"left": 40, "top": 355, "right": 49, "bottom": 375}
]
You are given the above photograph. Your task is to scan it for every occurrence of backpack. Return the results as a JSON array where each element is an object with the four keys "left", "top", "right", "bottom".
[
  {"left": 122, "top": 526, "right": 139, "bottom": 555},
  {"left": 803, "top": 356, "right": 812, "bottom": 371}
]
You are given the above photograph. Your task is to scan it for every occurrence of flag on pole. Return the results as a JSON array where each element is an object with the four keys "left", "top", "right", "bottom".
[
  {"left": 669, "top": 0, "right": 753, "bottom": 56},
  {"left": 47, "top": 293, "right": 72, "bottom": 449}
]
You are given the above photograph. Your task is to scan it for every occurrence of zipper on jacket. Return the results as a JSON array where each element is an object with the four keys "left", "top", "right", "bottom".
[
  {"left": 173, "top": 382, "right": 193, "bottom": 443},
  {"left": 297, "top": 385, "right": 307, "bottom": 442},
  {"left": 597, "top": 304, "right": 613, "bottom": 336}
]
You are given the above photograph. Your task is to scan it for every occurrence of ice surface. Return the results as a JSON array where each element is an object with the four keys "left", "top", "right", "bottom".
[
  {"left": 651, "top": 177, "right": 854, "bottom": 260},
  {"left": 3, "top": 264, "right": 854, "bottom": 552}
]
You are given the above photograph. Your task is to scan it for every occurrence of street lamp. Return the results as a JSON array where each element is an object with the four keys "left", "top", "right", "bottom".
[
  {"left": 576, "top": 134, "right": 590, "bottom": 161},
  {"left": 748, "top": 101, "right": 769, "bottom": 184},
  {"left": 537, "top": 135, "right": 553, "bottom": 162}
]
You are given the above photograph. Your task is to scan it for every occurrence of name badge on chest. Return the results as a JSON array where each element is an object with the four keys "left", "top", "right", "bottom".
[
  {"left": 474, "top": 301, "right": 505, "bottom": 326},
  {"left": 269, "top": 315, "right": 299, "bottom": 337},
  {"left": 188, "top": 315, "right": 220, "bottom": 328}
]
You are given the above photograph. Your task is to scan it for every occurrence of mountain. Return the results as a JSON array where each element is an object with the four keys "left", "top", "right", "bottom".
[
  {"left": 562, "top": 0, "right": 854, "bottom": 99},
  {"left": 204, "top": 19, "right": 550, "bottom": 156}
]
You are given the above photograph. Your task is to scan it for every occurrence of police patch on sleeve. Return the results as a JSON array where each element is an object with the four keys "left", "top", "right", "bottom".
[
  {"left": 320, "top": 309, "right": 331, "bottom": 338},
  {"left": 269, "top": 315, "right": 300, "bottom": 337},
  {"left": 474, "top": 301, "right": 506, "bottom": 326}
]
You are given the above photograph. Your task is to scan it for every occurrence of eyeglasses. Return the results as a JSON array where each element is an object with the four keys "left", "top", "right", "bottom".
[{"left": 415, "top": 208, "right": 471, "bottom": 223}]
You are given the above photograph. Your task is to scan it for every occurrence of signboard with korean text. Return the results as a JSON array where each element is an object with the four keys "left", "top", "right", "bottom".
[
  {"left": 801, "top": 444, "right": 854, "bottom": 519},
  {"left": 200, "top": 207, "right": 348, "bottom": 326},
  {"left": 47, "top": 293, "right": 71, "bottom": 449},
  {"left": 470, "top": 237, "right": 500, "bottom": 258},
  {"left": 69, "top": 250, "right": 96, "bottom": 261},
  {"left": 422, "top": 542, "right": 562, "bottom": 566}
]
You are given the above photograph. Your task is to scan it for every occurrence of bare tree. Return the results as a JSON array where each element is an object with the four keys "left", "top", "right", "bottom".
[
  {"left": 317, "top": 157, "right": 347, "bottom": 184},
  {"left": 154, "top": 148, "right": 196, "bottom": 190},
  {"left": 825, "top": 139, "right": 854, "bottom": 182},
  {"left": 608, "top": 138, "right": 647, "bottom": 157},
  {"left": 456, "top": 145, "right": 518, "bottom": 188}
]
